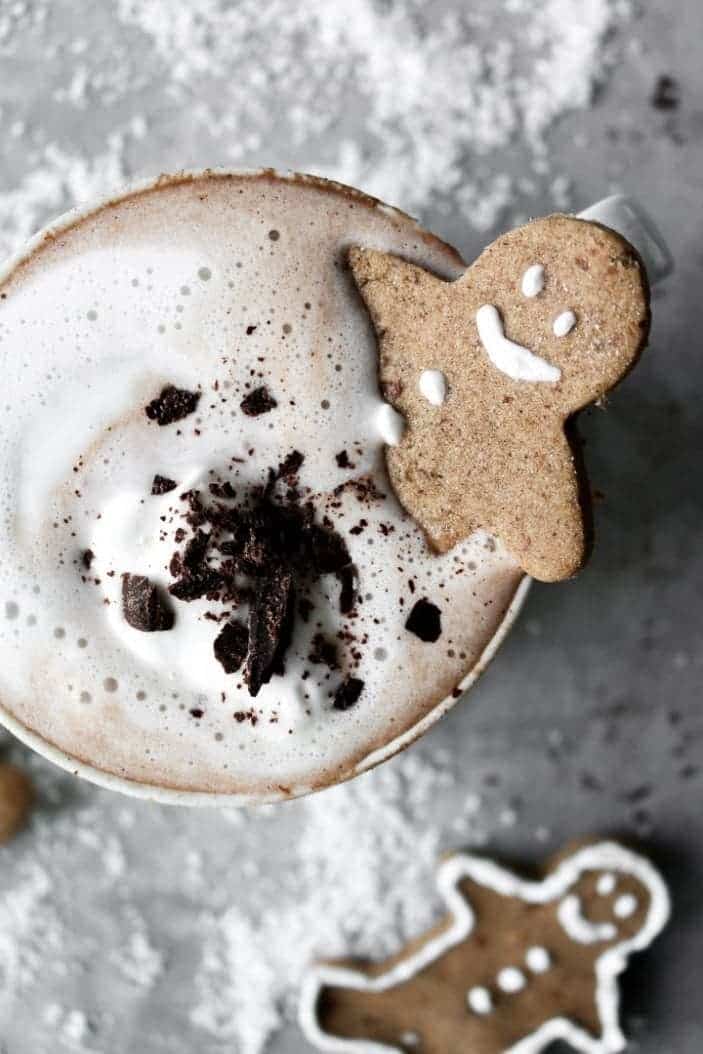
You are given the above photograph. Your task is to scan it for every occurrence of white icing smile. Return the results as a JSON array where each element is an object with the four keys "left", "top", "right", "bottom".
[
  {"left": 557, "top": 895, "right": 617, "bottom": 945},
  {"left": 475, "top": 304, "right": 561, "bottom": 383}
]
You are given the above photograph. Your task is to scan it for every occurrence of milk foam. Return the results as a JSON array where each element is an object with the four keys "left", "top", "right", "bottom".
[{"left": 0, "top": 173, "right": 523, "bottom": 797}]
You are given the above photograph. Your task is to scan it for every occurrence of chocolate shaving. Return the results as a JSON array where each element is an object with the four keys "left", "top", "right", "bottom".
[
  {"left": 337, "top": 565, "right": 357, "bottom": 614},
  {"left": 240, "top": 386, "right": 277, "bottom": 416},
  {"left": 405, "top": 598, "right": 442, "bottom": 643},
  {"left": 122, "top": 573, "right": 174, "bottom": 632},
  {"left": 145, "top": 385, "right": 201, "bottom": 426},
  {"left": 245, "top": 569, "right": 293, "bottom": 696},
  {"left": 152, "top": 475, "right": 178, "bottom": 495},
  {"left": 213, "top": 619, "right": 249, "bottom": 674},
  {"left": 333, "top": 677, "right": 364, "bottom": 710}
]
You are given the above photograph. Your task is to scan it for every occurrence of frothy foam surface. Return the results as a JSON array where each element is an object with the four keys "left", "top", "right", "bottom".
[{"left": 0, "top": 173, "right": 523, "bottom": 798}]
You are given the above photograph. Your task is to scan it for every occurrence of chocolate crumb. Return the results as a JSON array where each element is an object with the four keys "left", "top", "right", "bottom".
[
  {"left": 335, "top": 450, "right": 352, "bottom": 469},
  {"left": 213, "top": 619, "right": 249, "bottom": 674},
  {"left": 169, "top": 568, "right": 225, "bottom": 602},
  {"left": 82, "top": 549, "right": 95, "bottom": 570},
  {"left": 240, "top": 386, "right": 277, "bottom": 416},
  {"left": 651, "top": 74, "right": 680, "bottom": 110},
  {"left": 333, "top": 677, "right": 364, "bottom": 710},
  {"left": 121, "top": 573, "right": 174, "bottom": 632},
  {"left": 145, "top": 385, "right": 201, "bottom": 426},
  {"left": 308, "top": 633, "right": 338, "bottom": 669},
  {"left": 189, "top": 708, "right": 204, "bottom": 719},
  {"left": 246, "top": 324, "right": 257, "bottom": 335},
  {"left": 405, "top": 598, "right": 442, "bottom": 643},
  {"left": 152, "top": 474, "right": 178, "bottom": 495}
]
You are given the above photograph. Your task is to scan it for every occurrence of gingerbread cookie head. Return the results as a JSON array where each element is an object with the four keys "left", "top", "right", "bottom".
[
  {"left": 349, "top": 215, "right": 650, "bottom": 581},
  {"left": 300, "top": 841, "right": 669, "bottom": 1054}
]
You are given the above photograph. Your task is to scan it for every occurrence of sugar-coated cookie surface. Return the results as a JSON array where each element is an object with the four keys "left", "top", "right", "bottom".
[
  {"left": 300, "top": 841, "right": 670, "bottom": 1054},
  {"left": 350, "top": 215, "right": 650, "bottom": 581}
]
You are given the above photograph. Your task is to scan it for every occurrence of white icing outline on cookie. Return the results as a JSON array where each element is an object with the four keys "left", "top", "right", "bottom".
[
  {"left": 299, "top": 841, "right": 670, "bottom": 1054},
  {"left": 476, "top": 305, "right": 561, "bottom": 384}
]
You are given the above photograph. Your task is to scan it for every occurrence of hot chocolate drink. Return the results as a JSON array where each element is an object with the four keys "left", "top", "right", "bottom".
[{"left": 0, "top": 170, "right": 535, "bottom": 800}]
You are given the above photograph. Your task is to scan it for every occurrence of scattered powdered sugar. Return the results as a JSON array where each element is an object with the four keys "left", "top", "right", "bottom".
[
  {"left": 190, "top": 753, "right": 457, "bottom": 1053},
  {"left": 0, "top": 0, "right": 634, "bottom": 264}
]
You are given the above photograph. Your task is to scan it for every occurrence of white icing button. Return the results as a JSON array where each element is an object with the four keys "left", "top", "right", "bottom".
[
  {"left": 521, "top": 264, "right": 545, "bottom": 298},
  {"left": 475, "top": 304, "right": 561, "bottom": 383},
  {"left": 597, "top": 873, "right": 616, "bottom": 896},
  {"left": 525, "top": 946, "right": 551, "bottom": 974},
  {"left": 418, "top": 369, "right": 448, "bottom": 406},
  {"left": 614, "top": 893, "right": 638, "bottom": 919},
  {"left": 496, "top": 967, "right": 526, "bottom": 993},
  {"left": 553, "top": 309, "right": 577, "bottom": 337},
  {"left": 400, "top": 1031, "right": 420, "bottom": 1048},
  {"left": 375, "top": 402, "right": 406, "bottom": 445},
  {"left": 467, "top": 986, "right": 493, "bottom": 1015}
]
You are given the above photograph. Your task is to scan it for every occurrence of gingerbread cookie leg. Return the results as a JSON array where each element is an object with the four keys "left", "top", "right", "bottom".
[{"left": 300, "top": 842, "right": 670, "bottom": 1054}]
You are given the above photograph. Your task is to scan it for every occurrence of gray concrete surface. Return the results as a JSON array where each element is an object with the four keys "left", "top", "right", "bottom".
[{"left": 0, "top": 2, "right": 701, "bottom": 1052}]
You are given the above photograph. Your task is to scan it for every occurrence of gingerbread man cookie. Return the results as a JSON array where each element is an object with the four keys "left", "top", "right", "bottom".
[
  {"left": 300, "top": 841, "right": 669, "bottom": 1054},
  {"left": 350, "top": 215, "right": 650, "bottom": 581}
]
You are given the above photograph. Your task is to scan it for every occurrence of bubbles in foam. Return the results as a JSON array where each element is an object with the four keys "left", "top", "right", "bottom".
[{"left": 0, "top": 173, "right": 523, "bottom": 798}]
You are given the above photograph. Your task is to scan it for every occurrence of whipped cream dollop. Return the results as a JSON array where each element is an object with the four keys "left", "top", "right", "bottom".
[{"left": 0, "top": 173, "right": 523, "bottom": 798}]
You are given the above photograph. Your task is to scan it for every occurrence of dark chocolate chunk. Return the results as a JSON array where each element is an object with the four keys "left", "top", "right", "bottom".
[
  {"left": 213, "top": 619, "right": 249, "bottom": 674},
  {"left": 182, "top": 529, "right": 210, "bottom": 571},
  {"left": 333, "top": 677, "right": 364, "bottom": 711},
  {"left": 240, "top": 386, "right": 277, "bottom": 416},
  {"left": 306, "top": 524, "right": 351, "bottom": 574},
  {"left": 651, "top": 74, "right": 679, "bottom": 110},
  {"left": 145, "top": 385, "right": 201, "bottom": 426},
  {"left": 152, "top": 474, "right": 178, "bottom": 495},
  {"left": 335, "top": 450, "right": 351, "bottom": 469},
  {"left": 81, "top": 549, "right": 95, "bottom": 570},
  {"left": 308, "top": 633, "right": 338, "bottom": 669},
  {"left": 122, "top": 573, "right": 174, "bottom": 632},
  {"left": 337, "top": 565, "right": 357, "bottom": 614},
  {"left": 405, "top": 598, "right": 442, "bottom": 643},
  {"left": 244, "top": 569, "right": 293, "bottom": 697},
  {"left": 169, "top": 568, "right": 225, "bottom": 601},
  {"left": 277, "top": 449, "right": 304, "bottom": 480}
]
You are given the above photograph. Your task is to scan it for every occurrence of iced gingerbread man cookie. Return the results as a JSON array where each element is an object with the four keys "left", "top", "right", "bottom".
[
  {"left": 350, "top": 215, "right": 650, "bottom": 581},
  {"left": 300, "top": 841, "right": 669, "bottom": 1054}
]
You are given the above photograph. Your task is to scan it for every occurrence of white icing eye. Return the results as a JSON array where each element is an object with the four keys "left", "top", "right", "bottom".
[
  {"left": 597, "top": 873, "right": 616, "bottom": 896},
  {"left": 553, "top": 310, "right": 577, "bottom": 337},
  {"left": 496, "top": 967, "right": 526, "bottom": 993},
  {"left": 418, "top": 369, "right": 448, "bottom": 406},
  {"left": 614, "top": 893, "right": 638, "bottom": 918},
  {"left": 525, "top": 946, "right": 551, "bottom": 974},
  {"left": 375, "top": 403, "right": 406, "bottom": 445},
  {"left": 521, "top": 264, "right": 545, "bottom": 298},
  {"left": 467, "top": 986, "right": 493, "bottom": 1015}
]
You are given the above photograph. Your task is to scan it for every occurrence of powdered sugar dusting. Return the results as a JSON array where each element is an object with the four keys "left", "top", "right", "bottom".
[{"left": 0, "top": 0, "right": 632, "bottom": 263}]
